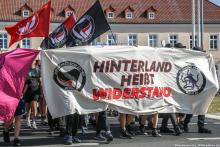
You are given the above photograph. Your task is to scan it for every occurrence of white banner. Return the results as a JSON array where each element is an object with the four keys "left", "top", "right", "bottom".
[{"left": 41, "top": 46, "right": 219, "bottom": 118}]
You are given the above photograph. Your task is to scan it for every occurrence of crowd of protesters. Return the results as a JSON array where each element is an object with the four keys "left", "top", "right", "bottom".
[
  {"left": 1, "top": 45, "right": 213, "bottom": 146},
  {"left": 2, "top": 103, "right": 212, "bottom": 146}
]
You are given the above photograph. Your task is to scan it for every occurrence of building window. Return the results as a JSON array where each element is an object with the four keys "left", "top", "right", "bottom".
[
  {"left": 209, "top": 35, "right": 218, "bottom": 50},
  {"left": 107, "top": 12, "right": 114, "bottom": 18},
  {"left": 65, "top": 11, "right": 73, "bottom": 18},
  {"left": 22, "top": 10, "right": 29, "bottom": 17},
  {"left": 148, "top": 35, "right": 157, "bottom": 47},
  {"left": 107, "top": 34, "right": 117, "bottom": 45},
  {"left": 189, "top": 35, "right": 198, "bottom": 49},
  {"left": 128, "top": 34, "right": 137, "bottom": 46},
  {"left": 148, "top": 12, "right": 155, "bottom": 20},
  {"left": 126, "top": 12, "right": 133, "bottom": 19},
  {"left": 169, "top": 35, "right": 178, "bottom": 47},
  {"left": 0, "top": 34, "right": 8, "bottom": 49},
  {"left": 22, "top": 38, "right": 31, "bottom": 48}
]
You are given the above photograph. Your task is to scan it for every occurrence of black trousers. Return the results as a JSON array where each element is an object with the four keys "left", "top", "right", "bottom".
[
  {"left": 79, "top": 115, "right": 87, "bottom": 128},
  {"left": 184, "top": 114, "right": 205, "bottom": 128},
  {"left": 65, "top": 113, "right": 79, "bottom": 136},
  {"left": 160, "top": 113, "right": 179, "bottom": 130},
  {"left": 47, "top": 110, "right": 65, "bottom": 131},
  {"left": 96, "top": 111, "right": 110, "bottom": 135}
]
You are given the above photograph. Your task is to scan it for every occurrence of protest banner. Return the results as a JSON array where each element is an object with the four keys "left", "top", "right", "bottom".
[{"left": 41, "top": 46, "right": 218, "bottom": 118}]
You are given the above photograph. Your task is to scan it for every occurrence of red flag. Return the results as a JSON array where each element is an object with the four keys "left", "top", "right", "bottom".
[{"left": 5, "top": 1, "right": 51, "bottom": 47}]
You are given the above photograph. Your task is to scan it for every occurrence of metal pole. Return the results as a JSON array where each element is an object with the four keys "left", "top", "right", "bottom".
[
  {"left": 110, "top": 29, "right": 117, "bottom": 45},
  {"left": 201, "top": 0, "right": 204, "bottom": 49},
  {"left": 197, "top": 0, "right": 201, "bottom": 47},
  {"left": 192, "top": 0, "right": 196, "bottom": 48}
]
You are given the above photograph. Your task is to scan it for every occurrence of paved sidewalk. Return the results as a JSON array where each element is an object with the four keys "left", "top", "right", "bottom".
[
  {"left": 206, "top": 113, "right": 220, "bottom": 120},
  {"left": 1, "top": 116, "right": 220, "bottom": 147}
]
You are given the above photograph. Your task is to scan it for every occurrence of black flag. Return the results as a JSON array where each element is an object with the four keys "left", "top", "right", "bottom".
[
  {"left": 40, "top": 14, "right": 76, "bottom": 49},
  {"left": 66, "top": 0, "right": 110, "bottom": 47}
]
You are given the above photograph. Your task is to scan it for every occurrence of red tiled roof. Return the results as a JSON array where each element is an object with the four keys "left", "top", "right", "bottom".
[{"left": 0, "top": 0, "right": 220, "bottom": 24}]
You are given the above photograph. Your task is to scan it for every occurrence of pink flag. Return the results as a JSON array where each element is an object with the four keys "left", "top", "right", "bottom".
[{"left": 0, "top": 48, "right": 39, "bottom": 122}]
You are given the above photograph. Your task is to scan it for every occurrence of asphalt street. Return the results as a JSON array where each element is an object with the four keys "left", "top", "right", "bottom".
[{"left": 0, "top": 116, "right": 220, "bottom": 147}]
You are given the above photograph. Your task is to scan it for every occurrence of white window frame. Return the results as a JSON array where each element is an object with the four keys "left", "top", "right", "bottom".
[
  {"left": 209, "top": 34, "right": 218, "bottom": 50},
  {"left": 189, "top": 35, "right": 198, "bottom": 49},
  {"left": 65, "top": 11, "right": 73, "bottom": 18},
  {"left": 22, "top": 10, "right": 30, "bottom": 17},
  {"left": 169, "top": 34, "right": 178, "bottom": 47},
  {"left": 107, "top": 34, "right": 117, "bottom": 45},
  {"left": 107, "top": 12, "right": 114, "bottom": 18},
  {"left": 21, "top": 38, "right": 31, "bottom": 48},
  {"left": 128, "top": 34, "right": 138, "bottom": 46},
  {"left": 148, "top": 12, "right": 155, "bottom": 20},
  {"left": 126, "top": 12, "right": 133, "bottom": 19},
  {"left": 148, "top": 34, "right": 157, "bottom": 47},
  {"left": 0, "top": 33, "right": 8, "bottom": 49}
]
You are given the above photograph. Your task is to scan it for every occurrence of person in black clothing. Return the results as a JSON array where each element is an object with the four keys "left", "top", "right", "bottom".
[
  {"left": 159, "top": 113, "right": 181, "bottom": 136},
  {"left": 79, "top": 115, "right": 88, "bottom": 134},
  {"left": 47, "top": 110, "right": 65, "bottom": 136},
  {"left": 64, "top": 113, "right": 81, "bottom": 145},
  {"left": 184, "top": 114, "right": 211, "bottom": 133},
  {"left": 23, "top": 60, "right": 41, "bottom": 129},
  {"left": 94, "top": 111, "right": 113, "bottom": 142}
]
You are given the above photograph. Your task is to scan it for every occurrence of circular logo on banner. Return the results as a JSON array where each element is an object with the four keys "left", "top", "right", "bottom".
[
  {"left": 70, "top": 15, "right": 95, "bottom": 42},
  {"left": 16, "top": 15, "right": 39, "bottom": 35},
  {"left": 53, "top": 61, "right": 86, "bottom": 91},
  {"left": 0, "top": 56, "right": 5, "bottom": 69},
  {"left": 176, "top": 65, "right": 206, "bottom": 95},
  {"left": 48, "top": 25, "right": 67, "bottom": 48}
]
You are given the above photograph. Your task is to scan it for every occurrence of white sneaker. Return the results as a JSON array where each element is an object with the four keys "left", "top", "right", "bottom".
[
  {"left": 32, "top": 121, "right": 37, "bottom": 129},
  {"left": 26, "top": 120, "right": 31, "bottom": 128}
]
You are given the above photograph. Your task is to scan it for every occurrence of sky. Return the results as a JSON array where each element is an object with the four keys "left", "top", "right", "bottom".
[{"left": 209, "top": 0, "right": 220, "bottom": 6}]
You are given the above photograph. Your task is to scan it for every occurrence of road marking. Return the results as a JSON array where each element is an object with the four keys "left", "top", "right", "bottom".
[
  {"left": 187, "top": 137, "right": 220, "bottom": 140},
  {"left": 205, "top": 114, "right": 220, "bottom": 120},
  {"left": 167, "top": 123, "right": 200, "bottom": 126},
  {"left": 34, "top": 143, "right": 100, "bottom": 147}
]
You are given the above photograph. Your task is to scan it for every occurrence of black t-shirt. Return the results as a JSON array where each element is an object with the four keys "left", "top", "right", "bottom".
[{"left": 23, "top": 68, "right": 41, "bottom": 98}]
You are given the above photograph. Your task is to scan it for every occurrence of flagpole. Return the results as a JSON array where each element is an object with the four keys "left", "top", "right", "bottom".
[
  {"left": 197, "top": 0, "right": 201, "bottom": 47},
  {"left": 192, "top": 0, "right": 196, "bottom": 49},
  {"left": 109, "top": 29, "right": 117, "bottom": 45},
  {"left": 201, "top": 0, "right": 204, "bottom": 50}
]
